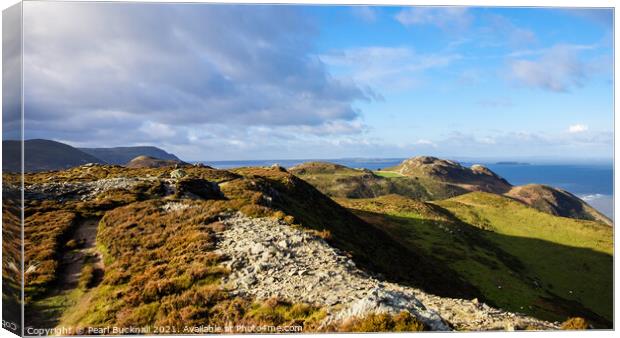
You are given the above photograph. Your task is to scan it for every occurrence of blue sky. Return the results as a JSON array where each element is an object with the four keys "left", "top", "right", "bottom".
[{"left": 17, "top": 3, "right": 613, "bottom": 161}]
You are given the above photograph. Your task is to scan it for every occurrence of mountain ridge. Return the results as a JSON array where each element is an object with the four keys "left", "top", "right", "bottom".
[
  {"left": 2, "top": 139, "right": 183, "bottom": 173},
  {"left": 79, "top": 145, "right": 181, "bottom": 165},
  {"left": 2, "top": 139, "right": 104, "bottom": 172}
]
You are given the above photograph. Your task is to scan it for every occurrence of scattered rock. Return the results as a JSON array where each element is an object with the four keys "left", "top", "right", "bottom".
[
  {"left": 25, "top": 177, "right": 147, "bottom": 201},
  {"left": 216, "top": 213, "right": 558, "bottom": 331},
  {"left": 170, "top": 169, "right": 187, "bottom": 179}
]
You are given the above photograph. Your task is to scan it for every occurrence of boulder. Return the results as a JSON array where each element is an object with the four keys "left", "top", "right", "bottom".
[{"left": 175, "top": 178, "right": 222, "bottom": 200}]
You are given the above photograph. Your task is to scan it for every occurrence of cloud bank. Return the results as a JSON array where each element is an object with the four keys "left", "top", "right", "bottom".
[{"left": 22, "top": 3, "right": 371, "bottom": 147}]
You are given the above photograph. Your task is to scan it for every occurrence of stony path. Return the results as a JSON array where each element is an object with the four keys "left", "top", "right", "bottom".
[{"left": 216, "top": 213, "right": 560, "bottom": 331}]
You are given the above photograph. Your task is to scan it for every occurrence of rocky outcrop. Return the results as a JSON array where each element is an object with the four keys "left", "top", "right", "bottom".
[
  {"left": 216, "top": 212, "right": 558, "bottom": 331},
  {"left": 390, "top": 157, "right": 512, "bottom": 194},
  {"left": 175, "top": 178, "right": 223, "bottom": 200},
  {"left": 125, "top": 155, "right": 186, "bottom": 169},
  {"left": 25, "top": 177, "right": 146, "bottom": 201}
]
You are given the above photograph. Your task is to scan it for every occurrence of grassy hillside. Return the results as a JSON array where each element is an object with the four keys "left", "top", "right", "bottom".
[
  {"left": 437, "top": 193, "right": 612, "bottom": 327},
  {"left": 294, "top": 160, "right": 610, "bottom": 225},
  {"left": 386, "top": 157, "right": 512, "bottom": 194},
  {"left": 2, "top": 185, "right": 22, "bottom": 332},
  {"left": 339, "top": 193, "right": 612, "bottom": 328},
  {"left": 290, "top": 162, "right": 466, "bottom": 200},
  {"left": 505, "top": 184, "right": 612, "bottom": 226}
]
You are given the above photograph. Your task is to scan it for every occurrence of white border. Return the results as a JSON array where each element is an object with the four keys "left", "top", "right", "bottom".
[{"left": 0, "top": 1, "right": 616, "bottom": 338}]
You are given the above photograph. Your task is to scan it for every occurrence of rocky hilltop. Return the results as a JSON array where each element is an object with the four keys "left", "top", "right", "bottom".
[
  {"left": 388, "top": 156, "right": 512, "bottom": 194},
  {"left": 125, "top": 155, "right": 187, "bottom": 169},
  {"left": 290, "top": 162, "right": 374, "bottom": 176}
]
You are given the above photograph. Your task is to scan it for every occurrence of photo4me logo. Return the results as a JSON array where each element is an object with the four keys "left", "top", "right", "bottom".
[{"left": 183, "top": 324, "right": 304, "bottom": 334}]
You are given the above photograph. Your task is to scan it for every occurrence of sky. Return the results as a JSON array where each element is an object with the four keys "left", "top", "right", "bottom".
[{"left": 9, "top": 2, "right": 614, "bottom": 161}]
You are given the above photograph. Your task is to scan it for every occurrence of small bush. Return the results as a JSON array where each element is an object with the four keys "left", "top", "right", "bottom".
[
  {"left": 561, "top": 317, "right": 590, "bottom": 330},
  {"left": 245, "top": 298, "right": 326, "bottom": 330},
  {"left": 312, "top": 229, "right": 332, "bottom": 240},
  {"left": 78, "top": 264, "right": 95, "bottom": 290},
  {"left": 339, "top": 311, "right": 426, "bottom": 332}
]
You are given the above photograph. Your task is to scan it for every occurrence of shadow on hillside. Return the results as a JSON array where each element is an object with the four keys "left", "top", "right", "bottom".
[
  {"left": 350, "top": 208, "right": 613, "bottom": 329},
  {"left": 269, "top": 178, "right": 484, "bottom": 301}
]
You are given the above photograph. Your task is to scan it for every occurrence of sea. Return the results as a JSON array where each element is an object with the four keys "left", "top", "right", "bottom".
[{"left": 202, "top": 158, "right": 614, "bottom": 220}]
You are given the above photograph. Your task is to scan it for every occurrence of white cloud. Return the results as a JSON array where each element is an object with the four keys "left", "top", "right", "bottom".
[
  {"left": 395, "top": 7, "right": 472, "bottom": 31},
  {"left": 320, "top": 46, "right": 460, "bottom": 91},
  {"left": 420, "top": 129, "right": 613, "bottom": 159},
  {"left": 568, "top": 124, "right": 589, "bottom": 133},
  {"left": 415, "top": 139, "right": 437, "bottom": 147},
  {"left": 22, "top": 2, "right": 373, "bottom": 146},
  {"left": 139, "top": 121, "right": 177, "bottom": 139},
  {"left": 351, "top": 6, "right": 377, "bottom": 22},
  {"left": 509, "top": 45, "right": 588, "bottom": 92}
]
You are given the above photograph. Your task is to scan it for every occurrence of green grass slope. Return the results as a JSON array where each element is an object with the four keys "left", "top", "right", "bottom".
[
  {"left": 294, "top": 160, "right": 610, "bottom": 226},
  {"left": 505, "top": 184, "right": 612, "bottom": 226},
  {"left": 340, "top": 193, "right": 612, "bottom": 328},
  {"left": 290, "top": 162, "right": 466, "bottom": 200}
]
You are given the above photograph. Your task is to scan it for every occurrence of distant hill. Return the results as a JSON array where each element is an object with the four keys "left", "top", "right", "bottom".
[
  {"left": 2, "top": 139, "right": 104, "bottom": 172},
  {"left": 291, "top": 157, "right": 611, "bottom": 226},
  {"left": 506, "top": 184, "right": 612, "bottom": 226},
  {"left": 289, "top": 161, "right": 465, "bottom": 200},
  {"left": 125, "top": 155, "right": 186, "bottom": 169},
  {"left": 386, "top": 156, "right": 512, "bottom": 194},
  {"left": 79, "top": 146, "right": 181, "bottom": 165}
]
